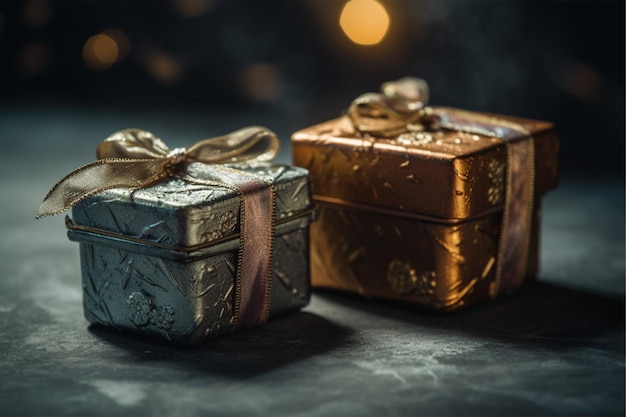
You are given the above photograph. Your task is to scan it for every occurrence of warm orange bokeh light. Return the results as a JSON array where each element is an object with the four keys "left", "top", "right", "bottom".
[
  {"left": 20, "top": 1, "right": 52, "bottom": 28},
  {"left": 102, "top": 28, "right": 130, "bottom": 61},
  {"left": 15, "top": 42, "right": 50, "bottom": 76},
  {"left": 175, "top": 0, "right": 214, "bottom": 18},
  {"left": 238, "top": 64, "right": 281, "bottom": 102},
  {"left": 146, "top": 52, "right": 181, "bottom": 84},
  {"left": 339, "top": 0, "right": 390, "bottom": 46},
  {"left": 82, "top": 33, "right": 119, "bottom": 71}
]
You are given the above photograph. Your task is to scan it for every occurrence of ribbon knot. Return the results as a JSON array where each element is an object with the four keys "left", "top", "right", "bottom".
[
  {"left": 348, "top": 76, "right": 439, "bottom": 137},
  {"left": 37, "top": 126, "right": 280, "bottom": 218},
  {"left": 166, "top": 147, "right": 186, "bottom": 161},
  {"left": 163, "top": 148, "right": 187, "bottom": 177}
]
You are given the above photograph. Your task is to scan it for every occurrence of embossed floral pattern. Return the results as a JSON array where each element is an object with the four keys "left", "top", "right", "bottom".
[
  {"left": 386, "top": 260, "right": 436, "bottom": 297},
  {"left": 150, "top": 305, "right": 175, "bottom": 330},
  {"left": 201, "top": 211, "right": 238, "bottom": 243},
  {"left": 487, "top": 159, "right": 505, "bottom": 205},
  {"left": 127, "top": 292, "right": 175, "bottom": 330},
  {"left": 386, "top": 260, "right": 417, "bottom": 295},
  {"left": 128, "top": 292, "right": 151, "bottom": 326},
  {"left": 413, "top": 270, "right": 437, "bottom": 297},
  {"left": 218, "top": 211, "right": 237, "bottom": 234},
  {"left": 204, "top": 230, "right": 222, "bottom": 242}
]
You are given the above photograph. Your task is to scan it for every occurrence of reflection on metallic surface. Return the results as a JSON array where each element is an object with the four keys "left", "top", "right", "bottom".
[
  {"left": 308, "top": 202, "right": 543, "bottom": 311},
  {"left": 292, "top": 78, "right": 558, "bottom": 311}
]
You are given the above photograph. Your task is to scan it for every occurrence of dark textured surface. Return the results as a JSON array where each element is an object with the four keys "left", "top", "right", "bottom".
[{"left": 0, "top": 108, "right": 624, "bottom": 416}]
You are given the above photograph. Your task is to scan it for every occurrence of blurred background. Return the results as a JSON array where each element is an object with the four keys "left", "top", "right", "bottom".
[
  {"left": 0, "top": 4, "right": 624, "bottom": 415},
  {"left": 0, "top": 0, "right": 623, "bottom": 177}
]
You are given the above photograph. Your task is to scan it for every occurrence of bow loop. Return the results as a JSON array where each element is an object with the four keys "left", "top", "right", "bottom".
[
  {"left": 97, "top": 128, "right": 171, "bottom": 159},
  {"left": 186, "top": 126, "right": 280, "bottom": 164},
  {"left": 348, "top": 77, "right": 433, "bottom": 137},
  {"left": 381, "top": 76, "right": 429, "bottom": 105}
]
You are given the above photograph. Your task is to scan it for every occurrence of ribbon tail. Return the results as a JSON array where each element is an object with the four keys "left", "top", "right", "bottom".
[{"left": 36, "top": 158, "right": 166, "bottom": 218}]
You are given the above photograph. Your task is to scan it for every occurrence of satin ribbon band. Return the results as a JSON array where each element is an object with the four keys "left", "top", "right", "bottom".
[
  {"left": 37, "top": 126, "right": 281, "bottom": 331},
  {"left": 348, "top": 77, "right": 536, "bottom": 295}
]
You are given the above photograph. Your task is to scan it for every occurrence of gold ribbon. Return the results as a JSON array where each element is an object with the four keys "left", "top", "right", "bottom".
[
  {"left": 348, "top": 77, "right": 536, "bottom": 296},
  {"left": 348, "top": 76, "right": 432, "bottom": 137},
  {"left": 37, "top": 126, "right": 281, "bottom": 331}
]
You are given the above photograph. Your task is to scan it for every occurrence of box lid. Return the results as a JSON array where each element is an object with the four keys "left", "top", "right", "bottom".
[
  {"left": 70, "top": 162, "right": 312, "bottom": 250},
  {"left": 292, "top": 109, "right": 558, "bottom": 221}
]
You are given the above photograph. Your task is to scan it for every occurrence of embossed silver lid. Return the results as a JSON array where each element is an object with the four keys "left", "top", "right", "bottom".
[{"left": 70, "top": 162, "right": 311, "bottom": 249}]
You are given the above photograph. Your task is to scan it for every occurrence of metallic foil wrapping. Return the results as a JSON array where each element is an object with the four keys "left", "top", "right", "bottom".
[
  {"left": 68, "top": 162, "right": 313, "bottom": 343},
  {"left": 291, "top": 81, "right": 558, "bottom": 311}
]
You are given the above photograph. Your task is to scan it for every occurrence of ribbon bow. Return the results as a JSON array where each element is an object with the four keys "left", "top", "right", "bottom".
[
  {"left": 348, "top": 76, "right": 531, "bottom": 142},
  {"left": 36, "top": 126, "right": 280, "bottom": 218},
  {"left": 348, "top": 76, "right": 436, "bottom": 137}
]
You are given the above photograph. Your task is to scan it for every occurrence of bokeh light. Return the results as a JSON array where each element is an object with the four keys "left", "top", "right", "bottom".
[
  {"left": 238, "top": 64, "right": 281, "bottom": 103},
  {"left": 339, "top": 0, "right": 390, "bottom": 46},
  {"left": 560, "top": 60, "right": 604, "bottom": 103},
  {"left": 102, "top": 28, "right": 130, "bottom": 61},
  {"left": 174, "top": 0, "right": 214, "bottom": 18},
  {"left": 15, "top": 42, "right": 50, "bottom": 77},
  {"left": 82, "top": 33, "right": 119, "bottom": 71},
  {"left": 145, "top": 51, "right": 181, "bottom": 84},
  {"left": 19, "top": 0, "right": 52, "bottom": 28}
]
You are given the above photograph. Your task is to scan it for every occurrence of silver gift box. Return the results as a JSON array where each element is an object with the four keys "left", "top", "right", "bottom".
[{"left": 67, "top": 162, "right": 314, "bottom": 344}]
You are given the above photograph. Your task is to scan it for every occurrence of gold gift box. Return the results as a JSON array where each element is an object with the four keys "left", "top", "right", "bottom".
[{"left": 292, "top": 77, "right": 559, "bottom": 311}]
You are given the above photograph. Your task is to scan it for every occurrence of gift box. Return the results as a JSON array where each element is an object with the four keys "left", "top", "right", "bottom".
[
  {"left": 38, "top": 127, "right": 314, "bottom": 344},
  {"left": 291, "top": 77, "right": 559, "bottom": 311}
]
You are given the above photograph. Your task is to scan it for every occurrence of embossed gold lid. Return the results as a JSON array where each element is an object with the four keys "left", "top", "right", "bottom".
[{"left": 292, "top": 107, "right": 558, "bottom": 220}]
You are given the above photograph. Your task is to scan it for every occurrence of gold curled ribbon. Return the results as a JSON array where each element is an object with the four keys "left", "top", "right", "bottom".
[
  {"left": 348, "top": 76, "right": 431, "bottom": 137},
  {"left": 37, "top": 126, "right": 281, "bottom": 332},
  {"left": 348, "top": 77, "right": 536, "bottom": 297}
]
